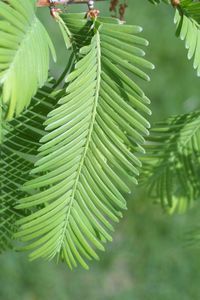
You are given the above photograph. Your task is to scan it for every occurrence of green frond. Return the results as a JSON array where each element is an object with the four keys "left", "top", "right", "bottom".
[
  {"left": 0, "top": 0, "right": 56, "bottom": 120},
  {"left": 0, "top": 79, "right": 58, "bottom": 252},
  {"left": 141, "top": 111, "right": 200, "bottom": 214},
  {"left": 16, "top": 14, "right": 152, "bottom": 269},
  {"left": 174, "top": 7, "right": 200, "bottom": 76}
]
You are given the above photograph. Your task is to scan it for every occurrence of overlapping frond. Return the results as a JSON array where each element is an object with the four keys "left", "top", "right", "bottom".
[
  {"left": 174, "top": 7, "right": 200, "bottom": 76},
  {"left": 52, "top": 13, "right": 96, "bottom": 89},
  {"left": 141, "top": 111, "right": 200, "bottom": 214},
  {"left": 16, "top": 14, "right": 153, "bottom": 269},
  {"left": 58, "top": 13, "right": 95, "bottom": 54},
  {"left": 0, "top": 79, "right": 58, "bottom": 252},
  {"left": 0, "top": 0, "right": 56, "bottom": 120}
]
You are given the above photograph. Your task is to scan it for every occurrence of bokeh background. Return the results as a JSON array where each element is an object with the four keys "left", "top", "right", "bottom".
[{"left": 1, "top": 1, "right": 200, "bottom": 299}]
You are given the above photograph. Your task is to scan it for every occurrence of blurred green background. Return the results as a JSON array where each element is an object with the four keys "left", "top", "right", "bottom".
[{"left": 1, "top": 1, "right": 200, "bottom": 299}]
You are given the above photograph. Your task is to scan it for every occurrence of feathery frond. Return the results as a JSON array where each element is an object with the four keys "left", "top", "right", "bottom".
[
  {"left": 16, "top": 14, "right": 153, "bottom": 269},
  {"left": 141, "top": 111, "right": 200, "bottom": 214},
  {"left": 0, "top": 79, "right": 58, "bottom": 252},
  {"left": 0, "top": 0, "right": 56, "bottom": 120}
]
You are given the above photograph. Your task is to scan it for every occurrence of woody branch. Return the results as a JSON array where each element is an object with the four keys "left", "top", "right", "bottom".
[{"left": 36, "top": 0, "right": 105, "bottom": 7}]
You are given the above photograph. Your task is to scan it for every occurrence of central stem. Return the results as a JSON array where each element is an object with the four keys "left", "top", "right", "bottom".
[{"left": 59, "top": 32, "right": 101, "bottom": 252}]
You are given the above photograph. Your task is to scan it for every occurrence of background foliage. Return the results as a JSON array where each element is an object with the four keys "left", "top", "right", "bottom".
[{"left": 0, "top": 0, "right": 200, "bottom": 299}]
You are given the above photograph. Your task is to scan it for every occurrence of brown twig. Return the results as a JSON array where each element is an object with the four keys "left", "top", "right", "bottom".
[{"left": 36, "top": 0, "right": 105, "bottom": 7}]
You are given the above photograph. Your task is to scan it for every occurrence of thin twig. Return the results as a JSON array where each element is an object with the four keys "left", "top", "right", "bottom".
[{"left": 36, "top": 0, "right": 106, "bottom": 7}]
